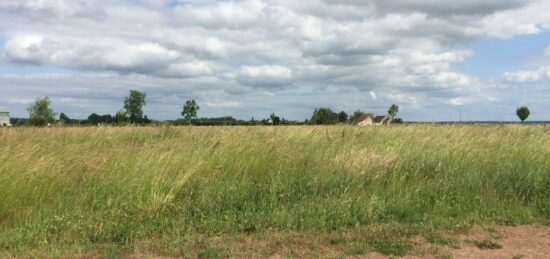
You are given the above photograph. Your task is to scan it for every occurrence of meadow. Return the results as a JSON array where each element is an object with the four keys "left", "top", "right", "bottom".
[{"left": 0, "top": 125, "right": 548, "bottom": 257}]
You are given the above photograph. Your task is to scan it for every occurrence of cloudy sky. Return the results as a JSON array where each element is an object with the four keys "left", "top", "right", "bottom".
[{"left": 1, "top": 0, "right": 549, "bottom": 121}]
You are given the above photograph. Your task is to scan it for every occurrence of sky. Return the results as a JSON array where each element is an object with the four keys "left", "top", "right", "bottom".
[{"left": 0, "top": 0, "right": 549, "bottom": 121}]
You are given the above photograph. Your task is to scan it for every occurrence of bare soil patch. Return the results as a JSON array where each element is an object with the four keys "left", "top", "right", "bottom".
[{"left": 450, "top": 225, "right": 550, "bottom": 259}]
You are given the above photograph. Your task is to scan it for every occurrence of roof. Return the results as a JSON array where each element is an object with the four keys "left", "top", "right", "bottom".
[
  {"left": 357, "top": 114, "right": 373, "bottom": 122},
  {"left": 373, "top": 116, "right": 388, "bottom": 123},
  {"left": 0, "top": 110, "right": 9, "bottom": 114}
]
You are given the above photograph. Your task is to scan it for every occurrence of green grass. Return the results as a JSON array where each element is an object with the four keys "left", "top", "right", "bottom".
[{"left": 0, "top": 125, "right": 549, "bottom": 257}]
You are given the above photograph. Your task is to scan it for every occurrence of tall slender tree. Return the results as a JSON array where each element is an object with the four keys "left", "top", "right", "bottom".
[
  {"left": 388, "top": 104, "right": 399, "bottom": 119},
  {"left": 181, "top": 99, "right": 200, "bottom": 124},
  {"left": 123, "top": 90, "right": 146, "bottom": 123}
]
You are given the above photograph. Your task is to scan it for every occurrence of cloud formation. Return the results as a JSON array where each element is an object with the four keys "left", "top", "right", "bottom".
[{"left": 1, "top": 0, "right": 550, "bottom": 120}]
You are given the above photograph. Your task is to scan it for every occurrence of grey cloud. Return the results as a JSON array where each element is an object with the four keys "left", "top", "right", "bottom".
[
  {"left": 1, "top": 0, "right": 550, "bottom": 121},
  {"left": 325, "top": 0, "right": 529, "bottom": 16}
]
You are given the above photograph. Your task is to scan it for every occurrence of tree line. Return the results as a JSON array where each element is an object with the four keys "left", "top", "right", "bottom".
[
  {"left": 16, "top": 89, "right": 534, "bottom": 127},
  {"left": 16, "top": 90, "right": 407, "bottom": 127}
]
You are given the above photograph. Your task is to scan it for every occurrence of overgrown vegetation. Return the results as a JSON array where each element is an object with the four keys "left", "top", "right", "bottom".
[{"left": 0, "top": 125, "right": 548, "bottom": 257}]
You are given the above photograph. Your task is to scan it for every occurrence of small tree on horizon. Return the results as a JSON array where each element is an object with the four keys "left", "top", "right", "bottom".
[
  {"left": 388, "top": 104, "right": 399, "bottom": 119},
  {"left": 59, "top": 113, "right": 70, "bottom": 123},
  {"left": 516, "top": 106, "right": 530, "bottom": 124},
  {"left": 309, "top": 108, "right": 338, "bottom": 125},
  {"left": 181, "top": 99, "right": 200, "bottom": 124},
  {"left": 123, "top": 90, "right": 146, "bottom": 124},
  {"left": 28, "top": 97, "right": 56, "bottom": 126},
  {"left": 269, "top": 113, "right": 281, "bottom": 125},
  {"left": 350, "top": 110, "right": 366, "bottom": 124},
  {"left": 337, "top": 111, "right": 348, "bottom": 123}
]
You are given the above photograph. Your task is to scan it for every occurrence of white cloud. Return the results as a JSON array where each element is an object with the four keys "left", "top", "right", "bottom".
[
  {"left": 369, "top": 91, "right": 377, "bottom": 100},
  {"left": 1, "top": 0, "right": 550, "bottom": 120},
  {"left": 504, "top": 66, "right": 550, "bottom": 83},
  {"left": 233, "top": 65, "right": 293, "bottom": 87},
  {"left": 205, "top": 101, "right": 242, "bottom": 108}
]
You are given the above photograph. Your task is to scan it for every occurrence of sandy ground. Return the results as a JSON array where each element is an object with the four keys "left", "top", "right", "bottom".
[
  {"left": 361, "top": 225, "right": 550, "bottom": 259},
  {"left": 108, "top": 225, "right": 550, "bottom": 258},
  {"left": 450, "top": 225, "right": 550, "bottom": 259}
]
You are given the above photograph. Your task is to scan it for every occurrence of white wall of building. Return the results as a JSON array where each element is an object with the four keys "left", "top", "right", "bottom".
[{"left": 0, "top": 112, "right": 10, "bottom": 126}]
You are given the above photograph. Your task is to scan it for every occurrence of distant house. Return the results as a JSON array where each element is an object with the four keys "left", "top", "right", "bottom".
[
  {"left": 0, "top": 110, "right": 11, "bottom": 126},
  {"left": 357, "top": 114, "right": 374, "bottom": 126},
  {"left": 357, "top": 114, "right": 391, "bottom": 126}
]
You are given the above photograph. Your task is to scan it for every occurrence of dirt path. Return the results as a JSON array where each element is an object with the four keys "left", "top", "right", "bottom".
[
  {"left": 450, "top": 225, "right": 550, "bottom": 259},
  {"left": 356, "top": 226, "right": 550, "bottom": 259}
]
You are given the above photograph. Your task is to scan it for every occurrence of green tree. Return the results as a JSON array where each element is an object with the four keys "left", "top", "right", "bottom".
[
  {"left": 269, "top": 113, "right": 281, "bottom": 125},
  {"left": 181, "top": 99, "right": 200, "bottom": 124},
  {"left": 310, "top": 108, "right": 338, "bottom": 125},
  {"left": 350, "top": 110, "right": 366, "bottom": 123},
  {"left": 388, "top": 104, "right": 399, "bottom": 119},
  {"left": 115, "top": 110, "right": 129, "bottom": 124},
  {"left": 59, "top": 113, "right": 70, "bottom": 123},
  {"left": 337, "top": 111, "right": 348, "bottom": 123},
  {"left": 516, "top": 106, "right": 530, "bottom": 123},
  {"left": 123, "top": 90, "right": 146, "bottom": 123},
  {"left": 28, "top": 97, "right": 56, "bottom": 126}
]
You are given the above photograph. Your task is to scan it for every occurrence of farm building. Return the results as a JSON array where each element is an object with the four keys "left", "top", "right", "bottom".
[
  {"left": 357, "top": 114, "right": 391, "bottom": 126},
  {"left": 0, "top": 110, "right": 11, "bottom": 126},
  {"left": 357, "top": 114, "right": 374, "bottom": 126}
]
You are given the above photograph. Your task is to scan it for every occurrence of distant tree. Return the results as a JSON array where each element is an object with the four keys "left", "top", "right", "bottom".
[
  {"left": 100, "top": 114, "right": 114, "bottom": 124},
  {"left": 388, "top": 104, "right": 399, "bottom": 119},
  {"left": 270, "top": 113, "right": 281, "bottom": 125},
  {"left": 181, "top": 99, "right": 200, "bottom": 124},
  {"left": 124, "top": 90, "right": 146, "bottom": 123},
  {"left": 392, "top": 118, "right": 404, "bottom": 124},
  {"left": 143, "top": 115, "right": 152, "bottom": 124},
  {"left": 350, "top": 110, "right": 366, "bottom": 123},
  {"left": 516, "top": 106, "right": 530, "bottom": 123},
  {"left": 115, "top": 110, "right": 129, "bottom": 124},
  {"left": 87, "top": 113, "right": 101, "bottom": 125},
  {"left": 310, "top": 108, "right": 338, "bottom": 125},
  {"left": 87, "top": 113, "right": 114, "bottom": 125},
  {"left": 337, "top": 111, "right": 348, "bottom": 123},
  {"left": 59, "top": 113, "right": 70, "bottom": 123},
  {"left": 28, "top": 97, "right": 56, "bottom": 126}
]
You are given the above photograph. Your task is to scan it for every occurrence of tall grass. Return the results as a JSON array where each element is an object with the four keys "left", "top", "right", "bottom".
[{"left": 0, "top": 126, "right": 548, "bottom": 257}]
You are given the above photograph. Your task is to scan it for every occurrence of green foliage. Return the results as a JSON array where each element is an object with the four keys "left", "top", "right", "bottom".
[
  {"left": 516, "top": 106, "right": 530, "bottom": 123},
  {"left": 337, "top": 111, "right": 348, "bottom": 123},
  {"left": 87, "top": 113, "right": 114, "bottom": 125},
  {"left": 123, "top": 90, "right": 146, "bottom": 123},
  {"left": 269, "top": 113, "right": 281, "bottom": 125},
  {"left": 115, "top": 110, "right": 129, "bottom": 124},
  {"left": 27, "top": 96, "right": 56, "bottom": 126},
  {"left": 59, "top": 113, "right": 70, "bottom": 123},
  {"left": 388, "top": 104, "right": 399, "bottom": 118},
  {"left": 350, "top": 110, "right": 368, "bottom": 123},
  {"left": 182, "top": 99, "right": 200, "bottom": 123},
  {"left": 309, "top": 107, "right": 338, "bottom": 125}
]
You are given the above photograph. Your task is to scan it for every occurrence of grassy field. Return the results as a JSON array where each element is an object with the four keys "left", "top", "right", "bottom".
[{"left": 0, "top": 125, "right": 549, "bottom": 257}]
